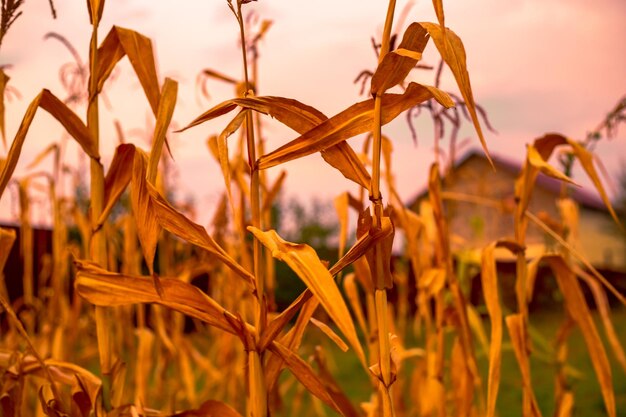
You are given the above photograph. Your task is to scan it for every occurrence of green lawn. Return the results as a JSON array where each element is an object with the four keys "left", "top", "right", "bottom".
[{"left": 284, "top": 307, "right": 626, "bottom": 417}]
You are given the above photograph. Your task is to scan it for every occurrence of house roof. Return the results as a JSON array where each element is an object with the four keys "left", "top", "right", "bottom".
[{"left": 408, "top": 149, "right": 608, "bottom": 211}]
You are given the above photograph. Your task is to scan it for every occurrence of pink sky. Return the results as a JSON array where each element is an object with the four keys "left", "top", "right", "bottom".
[{"left": 0, "top": 0, "right": 625, "bottom": 225}]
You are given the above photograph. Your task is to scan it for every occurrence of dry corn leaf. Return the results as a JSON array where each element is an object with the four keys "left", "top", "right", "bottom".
[
  {"left": 320, "top": 141, "right": 371, "bottom": 189},
  {"left": 249, "top": 227, "right": 366, "bottom": 366},
  {"left": 26, "top": 143, "right": 59, "bottom": 170},
  {"left": 178, "top": 343, "right": 197, "bottom": 408},
  {"left": 180, "top": 95, "right": 326, "bottom": 135},
  {"left": 371, "top": 23, "right": 429, "bottom": 95},
  {"left": 574, "top": 265, "right": 626, "bottom": 375},
  {"left": 466, "top": 305, "right": 489, "bottom": 357},
  {"left": 343, "top": 274, "right": 368, "bottom": 337},
  {"left": 420, "top": 22, "right": 490, "bottom": 165},
  {"left": 519, "top": 133, "right": 621, "bottom": 228},
  {"left": 420, "top": 377, "right": 445, "bottom": 416},
  {"left": 355, "top": 208, "right": 395, "bottom": 289},
  {"left": 565, "top": 140, "right": 621, "bottom": 227},
  {"left": 262, "top": 170, "right": 286, "bottom": 212},
  {"left": 218, "top": 109, "right": 248, "bottom": 209},
  {"left": 96, "top": 26, "right": 161, "bottom": 115},
  {"left": 254, "top": 19, "right": 273, "bottom": 43},
  {"left": 87, "top": 0, "right": 105, "bottom": 25},
  {"left": 133, "top": 328, "right": 154, "bottom": 407},
  {"left": 267, "top": 342, "right": 343, "bottom": 416},
  {"left": 0, "top": 69, "right": 9, "bottom": 147},
  {"left": 147, "top": 77, "right": 178, "bottom": 183},
  {"left": 310, "top": 317, "right": 349, "bottom": 352},
  {"left": 482, "top": 240, "right": 523, "bottom": 417},
  {"left": 181, "top": 94, "right": 371, "bottom": 189},
  {"left": 75, "top": 262, "right": 238, "bottom": 335},
  {"left": 334, "top": 192, "right": 350, "bottom": 259},
  {"left": 259, "top": 289, "right": 312, "bottom": 351},
  {"left": 0, "top": 89, "right": 95, "bottom": 198},
  {"left": 555, "top": 392, "right": 574, "bottom": 417},
  {"left": 432, "top": 0, "right": 445, "bottom": 30},
  {"left": 147, "top": 182, "right": 255, "bottom": 287},
  {"left": 312, "top": 347, "right": 362, "bottom": 417},
  {"left": 329, "top": 211, "right": 393, "bottom": 279},
  {"left": 505, "top": 314, "right": 543, "bottom": 417},
  {"left": 526, "top": 144, "right": 577, "bottom": 186},
  {"left": 130, "top": 149, "right": 160, "bottom": 274},
  {"left": 265, "top": 295, "right": 320, "bottom": 391},
  {"left": 545, "top": 255, "right": 615, "bottom": 417},
  {"left": 451, "top": 336, "right": 473, "bottom": 417},
  {"left": 13, "top": 357, "right": 101, "bottom": 411},
  {"left": 525, "top": 254, "right": 542, "bottom": 303},
  {"left": 201, "top": 68, "right": 238, "bottom": 85},
  {"left": 417, "top": 268, "right": 445, "bottom": 298},
  {"left": 98, "top": 143, "right": 135, "bottom": 227},
  {"left": 258, "top": 82, "right": 453, "bottom": 170}
]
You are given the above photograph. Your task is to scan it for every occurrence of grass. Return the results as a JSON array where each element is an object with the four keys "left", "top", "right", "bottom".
[{"left": 319, "top": 307, "right": 626, "bottom": 417}]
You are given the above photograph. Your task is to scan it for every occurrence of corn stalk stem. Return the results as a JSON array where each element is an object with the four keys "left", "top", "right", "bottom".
[
  {"left": 369, "top": 2, "right": 396, "bottom": 416},
  {"left": 236, "top": 3, "right": 267, "bottom": 416},
  {"left": 87, "top": 17, "right": 114, "bottom": 410},
  {"left": 237, "top": 2, "right": 263, "bottom": 320}
]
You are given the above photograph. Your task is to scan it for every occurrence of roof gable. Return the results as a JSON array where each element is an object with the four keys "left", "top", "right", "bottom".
[{"left": 408, "top": 149, "right": 607, "bottom": 211}]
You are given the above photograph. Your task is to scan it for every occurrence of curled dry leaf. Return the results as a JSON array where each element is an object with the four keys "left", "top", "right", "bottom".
[
  {"left": 0, "top": 89, "right": 95, "bottom": 199},
  {"left": 87, "top": 0, "right": 104, "bottom": 25},
  {"left": 147, "top": 183, "right": 255, "bottom": 287},
  {"left": 248, "top": 227, "right": 366, "bottom": 366},
  {"left": 259, "top": 289, "right": 312, "bottom": 351},
  {"left": 328, "top": 208, "right": 394, "bottom": 279},
  {"left": 310, "top": 317, "right": 349, "bottom": 352},
  {"left": 432, "top": 0, "right": 445, "bottom": 30},
  {"left": 545, "top": 255, "right": 615, "bottom": 417},
  {"left": 180, "top": 94, "right": 371, "bottom": 188},
  {"left": 312, "top": 346, "right": 362, "bottom": 417},
  {"left": 75, "top": 262, "right": 240, "bottom": 335},
  {"left": 343, "top": 273, "right": 368, "bottom": 337},
  {"left": 573, "top": 265, "right": 626, "bottom": 375},
  {"left": 420, "top": 22, "right": 491, "bottom": 165},
  {"left": 516, "top": 133, "right": 621, "bottom": 231},
  {"left": 321, "top": 141, "right": 371, "bottom": 189},
  {"left": 417, "top": 268, "right": 445, "bottom": 298},
  {"left": 371, "top": 22, "right": 429, "bottom": 95},
  {"left": 217, "top": 109, "right": 249, "bottom": 209},
  {"left": 98, "top": 143, "right": 135, "bottom": 227},
  {"left": 505, "top": 314, "right": 543, "bottom": 417},
  {"left": 96, "top": 26, "right": 161, "bottom": 115},
  {"left": 130, "top": 149, "right": 160, "bottom": 274},
  {"left": 482, "top": 240, "right": 523, "bottom": 417},
  {"left": 267, "top": 342, "right": 343, "bottom": 416},
  {"left": 355, "top": 207, "right": 395, "bottom": 290},
  {"left": 264, "top": 294, "right": 320, "bottom": 391},
  {"left": 258, "top": 82, "right": 453, "bottom": 170},
  {"left": 147, "top": 77, "right": 178, "bottom": 183},
  {"left": 179, "top": 95, "right": 327, "bottom": 135}
]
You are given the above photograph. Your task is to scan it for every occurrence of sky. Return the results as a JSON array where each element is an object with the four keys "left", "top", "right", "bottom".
[{"left": 0, "top": 0, "right": 625, "bottom": 226}]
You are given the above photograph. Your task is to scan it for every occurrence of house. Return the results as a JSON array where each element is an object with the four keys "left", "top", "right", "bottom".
[
  {"left": 0, "top": 222, "right": 52, "bottom": 304},
  {"left": 407, "top": 150, "right": 626, "bottom": 298}
]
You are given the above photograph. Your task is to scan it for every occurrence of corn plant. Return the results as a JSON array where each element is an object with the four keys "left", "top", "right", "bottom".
[{"left": 0, "top": 1, "right": 624, "bottom": 417}]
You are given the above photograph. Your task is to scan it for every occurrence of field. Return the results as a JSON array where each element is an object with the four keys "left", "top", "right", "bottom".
[
  {"left": 321, "top": 309, "right": 626, "bottom": 417},
  {"left": 1, "top": 1, "right": 625, "bottom": 417}
]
